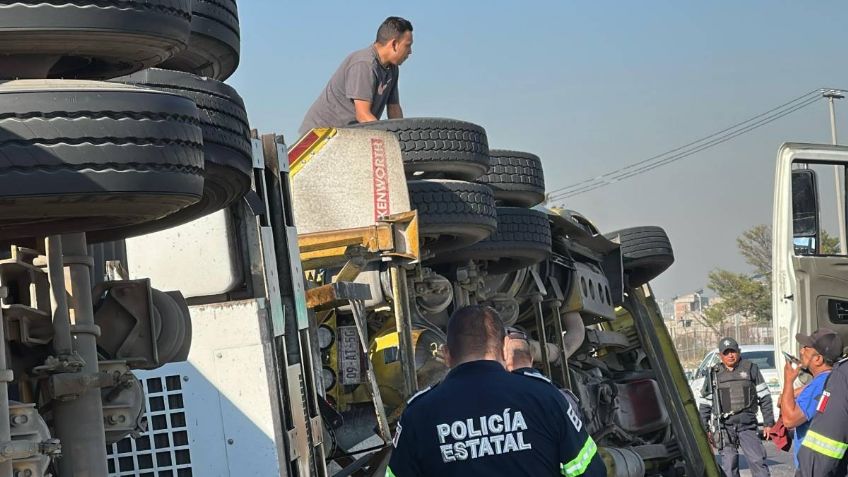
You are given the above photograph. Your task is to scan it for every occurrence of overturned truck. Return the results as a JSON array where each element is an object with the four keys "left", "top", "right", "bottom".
[
  {"left": 0, "top": 3, "right": 717, "bottom": 471},
  {"left": 289, "top": 119, "right": 717, "bottom": 477}
]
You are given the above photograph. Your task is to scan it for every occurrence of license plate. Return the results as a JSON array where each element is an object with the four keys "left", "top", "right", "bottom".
[{"left": 338, "top": 326, "right": 363, "bottom": 385}]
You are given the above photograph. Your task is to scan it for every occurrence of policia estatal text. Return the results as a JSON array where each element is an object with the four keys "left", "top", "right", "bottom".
[
  {"left": 700, "top": 337, "right": 774, "bottom": 477},
  {"left": 387, "top": 306, "right": 605, "bottom": 477}
]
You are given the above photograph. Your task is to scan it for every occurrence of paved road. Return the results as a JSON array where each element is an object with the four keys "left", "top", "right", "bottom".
[{"left": 713, "top": 441, "right": 795, "bottom": 477}]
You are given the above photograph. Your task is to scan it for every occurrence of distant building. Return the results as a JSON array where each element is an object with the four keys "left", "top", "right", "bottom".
[
  {"left": 657, "top": 299, "right": 676, "bottom": 320},
  {"left": 672, "top": 293, "right": 709, "bottom": 321}
]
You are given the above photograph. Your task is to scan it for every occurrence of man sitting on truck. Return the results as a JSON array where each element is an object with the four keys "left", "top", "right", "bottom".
[{"left": 298, "top": 16, "right": 412, "bottom": 136}]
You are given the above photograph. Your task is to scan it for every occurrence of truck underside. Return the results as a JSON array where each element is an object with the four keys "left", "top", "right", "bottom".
[
  {"left": 315, "top": 213, "right": 714, "bottom": 477},
  {"left": 0, "top": 122, "right": 717, "bottom": 476},
  {"left": 287, "top": 126, "right": 716, "bottom": 476}
]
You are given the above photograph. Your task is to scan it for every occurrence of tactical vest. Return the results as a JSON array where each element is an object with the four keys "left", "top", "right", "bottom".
[{"left": 715, "top": 360, "right": 756, "bottom": 414}]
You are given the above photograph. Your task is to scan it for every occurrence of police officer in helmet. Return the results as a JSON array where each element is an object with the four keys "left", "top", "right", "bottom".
[
  {"left": 386, "top": 305, "right": 605, "bottom": 477},
  {"left": 699, "top": 337, "right": 774, "bottom": 477}
]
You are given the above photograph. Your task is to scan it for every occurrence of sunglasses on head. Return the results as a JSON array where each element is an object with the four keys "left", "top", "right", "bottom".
[{"left": 505, "top": 327, "right": 528, "bottom": 341}]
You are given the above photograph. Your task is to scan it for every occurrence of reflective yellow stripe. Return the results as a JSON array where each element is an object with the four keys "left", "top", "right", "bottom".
[
  {"left": 385, "top": 466, "right": 398, "bottom": 477},
  {"left": 288, "top": 127, "right": 337, "bottom": 177},
  {"left": 561, "top": 437, "right": 598, "bottom": 477},
  {"left": 802, "top": 431, "right": 848, "bottom": 459}
]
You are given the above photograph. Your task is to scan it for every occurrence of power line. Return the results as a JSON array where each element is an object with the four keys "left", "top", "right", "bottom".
[
  {"left": 549, "top": 94, "right": 822, "bottom": 201},
  {"left": 545, "top": 88, "right": 822, "bottom": 197},
  {"left": 546, "top": 88, "right": 840, "bottom": 202},
  {"left": 550, "top": 96, "right": 820, "bottom": 200}
]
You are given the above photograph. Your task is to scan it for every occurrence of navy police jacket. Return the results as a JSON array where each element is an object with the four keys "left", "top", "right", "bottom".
[
  {"left": 386, "top": 360, "right": 606, "bottom": 477},
  {"left": 798, "top": 357, "right": 848, "bottom": 476}
]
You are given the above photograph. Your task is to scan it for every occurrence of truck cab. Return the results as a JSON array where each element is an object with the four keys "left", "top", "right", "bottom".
[{"left": 772, "top": 143, "right": 848, "bottom": 386}]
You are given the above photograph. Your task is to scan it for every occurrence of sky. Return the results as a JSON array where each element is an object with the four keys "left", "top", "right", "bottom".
[{"left": 228, "top": 1, "right": 848, "bottom": 300}]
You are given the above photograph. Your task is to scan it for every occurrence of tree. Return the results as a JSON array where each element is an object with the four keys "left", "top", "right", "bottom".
[
  {"left": 736, "top": 224, "right": 771, "bottom": 276},
  {"left": 820, "top": 229, "right": 840, "bottom": 255},
  {"left": 735, "top": 224, "right": 839, "bottom": 276},
  {"left": 705, "top": 269, "right": 771, "bottom": 323},
  {"left": 705, "top": 225, "right": 841, "bottom": 327}
]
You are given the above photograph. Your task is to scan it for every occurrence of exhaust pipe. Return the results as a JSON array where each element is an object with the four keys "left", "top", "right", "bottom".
[
  {"left": 562, "top": 311, "right": 585, "bottom": 359},
  {"left": 528, "top": 339, "right": 562, "bottom": 365},
  {"left": 525, "top": 311, "right": 586, "bottom": 364}
]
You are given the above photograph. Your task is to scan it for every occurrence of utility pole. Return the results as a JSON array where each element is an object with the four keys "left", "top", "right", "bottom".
[
  {"left": 734, "top": 313, "right": 740, "bottom": 342},
  {"left": 824, "top": 90, "right": 847, "bottom": 254},
  {"left": 693, "top": 289, "right": 703, "bottom": 315}
]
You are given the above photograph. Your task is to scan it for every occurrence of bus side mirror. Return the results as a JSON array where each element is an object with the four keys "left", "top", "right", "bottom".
[{"left": 792, "top": 169, "right": 820, "bottom": 254}]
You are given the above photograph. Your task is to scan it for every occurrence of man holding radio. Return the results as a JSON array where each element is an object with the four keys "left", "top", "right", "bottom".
[{"left": 779, "top": 328, "right": 842, "bottom": 471}]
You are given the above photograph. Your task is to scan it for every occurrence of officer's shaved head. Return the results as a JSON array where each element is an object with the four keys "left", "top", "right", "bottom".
[
  {"left": 445, "top": 305, "right": 506, "bottom": 366},
  {"left": 504, "top": 336, "right": 533, "bottom": 372}
]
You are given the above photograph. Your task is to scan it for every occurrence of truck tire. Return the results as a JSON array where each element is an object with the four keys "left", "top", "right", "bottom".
[
  {"left": 158, "top": 0, "right": 241, "bottom": 81},
  {"left": 605, "top": 226, "right": 674, "bottom": 287},
  {"left": 109, "top": 68, "right": 251, "bottom": 174},
  {"left": 408, "top": 180, "right": 497, "bottom": 255},
  {"left": 477, "top": 150, "right": 545, "bottom": 207},
  {"left": 0, "top": 0, "right": 192, "bottom": 80},
  {"left": 349, "top": 118, "right": 489, "bottom": 180},
  {"left": 90, "top": 68, "right": 251, "bottom": 241},
  {"left": 0, "top": 80, "right": 204, "bottom": 242},
  {"left": 432, "top": 207, "right": 552, "bottom": 274}
]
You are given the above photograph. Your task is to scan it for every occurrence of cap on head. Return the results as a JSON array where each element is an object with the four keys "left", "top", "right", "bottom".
[
  {"left": 797, "top": 328, "right": 844, "bottom": 363},
  {"left": 505, "top": 326, "right": 528, "bottom": 341},
  {"left": 718, "top": 337, "right": 740, "bottom": 353}
]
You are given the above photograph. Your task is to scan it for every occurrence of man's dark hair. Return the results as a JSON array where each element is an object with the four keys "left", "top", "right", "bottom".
[
  {"left": 446, "top": 305, "right": 505, "bottom": 361},
  {"left": 375, "top": 16, "right": 413, "bottom": 44}
]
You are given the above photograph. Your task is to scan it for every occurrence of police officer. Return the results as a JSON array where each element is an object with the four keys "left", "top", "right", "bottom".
[
  {"left": 504, "top": 326, "right": 534, "bottom": 374},
  {"left": 699, "top": 337, "right": 774, "bottom": 477},
  {"left": 503, "top": 326, "right": 582, "bottom": 414},
  {"left": 798, "top": 352, "right": 848, "bottom": 476},
  {"left": 387, "top": 306, "right": 606, "bottom": 477}
]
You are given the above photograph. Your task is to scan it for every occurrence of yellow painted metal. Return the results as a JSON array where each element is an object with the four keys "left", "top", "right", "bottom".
[
  {"left": 369, "top": 325, "right": 447, "bottom": 413},
  {"left": 632, "top": 286, "right": 720, "bottom": 477},
  {"left": 322, "top": 311, "right": 373, "bottom": 411},
  {"left": 323, "top": 317, "right": 435, "bottom": 413},
  {"left": 288, "top": 128, "right": 337, "bottom": 177},
  {"left": 369, "top": 328, "right": 425, "bottom": 413},
  {"left": 298, "top": 210, "right": 419, "bottom": 270},
  {"left": 373, "top": 330, "right": 400, "bottom": 350}
]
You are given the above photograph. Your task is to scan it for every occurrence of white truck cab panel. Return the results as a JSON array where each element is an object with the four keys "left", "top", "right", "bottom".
[{"left": 772, "top": 143, "right": 848, "bottom": 386}]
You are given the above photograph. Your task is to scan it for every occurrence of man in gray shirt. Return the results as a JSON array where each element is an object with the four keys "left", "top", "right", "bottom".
[{"left": 298, "top": 17, "right": 412, "bottom": 136}]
